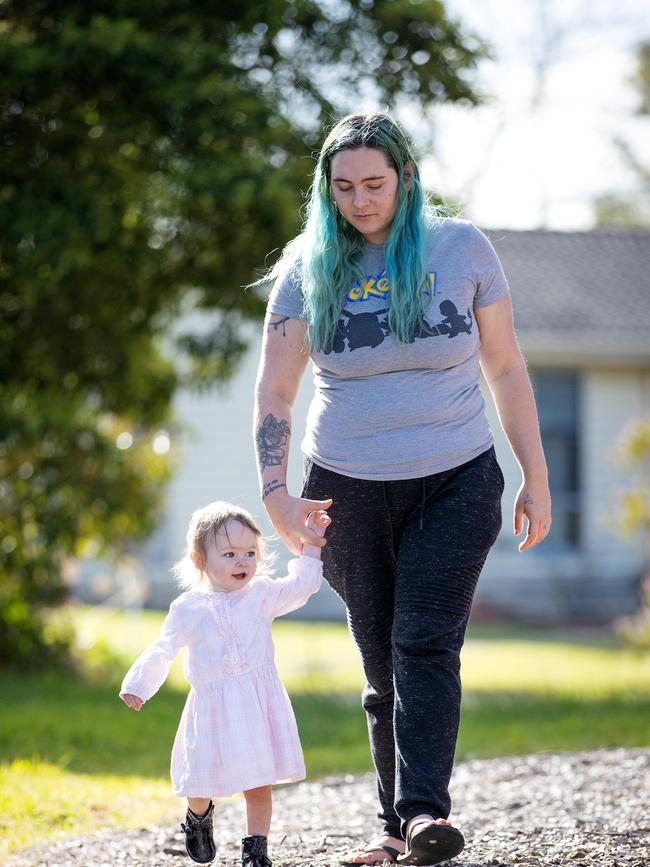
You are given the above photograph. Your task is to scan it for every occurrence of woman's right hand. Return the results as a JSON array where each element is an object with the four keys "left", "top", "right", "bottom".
[{"left": 264, "top": 490, "right": 333, "bottom": 555}]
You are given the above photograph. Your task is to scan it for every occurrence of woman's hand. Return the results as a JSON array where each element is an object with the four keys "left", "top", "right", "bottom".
[
  {"left": 514, "top": 478, "right": 552, "bottom": 552},
  {"left": 264, "top": 489, "right": 333, "bottom": 555},
  {"left": 121, "top": 693, "right": 143, "bottom": 711}
]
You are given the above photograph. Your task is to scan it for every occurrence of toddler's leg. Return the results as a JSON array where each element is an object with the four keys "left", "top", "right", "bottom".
[
  {"left": 188, "top": 797, "right": 211, "bottom": 816},
  {"left": 243, "top": 784, "right": 272, "bottom": 835},
  {"left": 242, "top": 785, "right": 273, "bottom": 866}
]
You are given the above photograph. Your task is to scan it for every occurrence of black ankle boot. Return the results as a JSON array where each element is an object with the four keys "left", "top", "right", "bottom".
[
  {"left": 241, "top": 834, "right": 272, "bottom": 867},
  {"left": 181, "top": 801, "right": 216, "bottom": 864}
]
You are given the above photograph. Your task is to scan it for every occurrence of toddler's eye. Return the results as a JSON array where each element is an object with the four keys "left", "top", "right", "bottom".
[
  {"left": 247, "top": 551, "right": 256, "bottom": 558},
  {"left": 224, "top": 552, "right": 234, "bottom": 558}
]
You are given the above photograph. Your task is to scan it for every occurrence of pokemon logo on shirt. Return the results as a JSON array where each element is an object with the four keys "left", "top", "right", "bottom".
[
  {"left": 325, "top": 268, "right": 472, "bottom": 355},
  {"left": 346, "top": 269, "right": 440, "bottom": 302}
]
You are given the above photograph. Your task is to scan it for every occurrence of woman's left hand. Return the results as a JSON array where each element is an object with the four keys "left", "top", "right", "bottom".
[{"left": 514, "top": 479, "right": 552, "bottom": 552}]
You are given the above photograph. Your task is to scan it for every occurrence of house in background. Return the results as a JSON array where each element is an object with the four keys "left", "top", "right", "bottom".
[
  {"left": 478, "top": 228, "right": 650, "bottom": 620},
  {"left": 75, "top": 228, "right": 650, "bottom": 622}
]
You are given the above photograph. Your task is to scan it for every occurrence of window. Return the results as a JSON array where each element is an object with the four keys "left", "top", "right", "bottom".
[{"left": 529, "top": 371, "right": 581, "bottom": 549}]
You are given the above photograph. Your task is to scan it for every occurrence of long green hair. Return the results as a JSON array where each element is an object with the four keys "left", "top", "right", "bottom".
[{"left": 269, "top": 113, "right": 444, "bottom": 352}]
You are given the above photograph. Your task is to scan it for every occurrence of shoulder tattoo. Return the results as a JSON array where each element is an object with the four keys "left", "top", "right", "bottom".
[{"left": 268, "top": 315, "right": 290, "bottom": 337}]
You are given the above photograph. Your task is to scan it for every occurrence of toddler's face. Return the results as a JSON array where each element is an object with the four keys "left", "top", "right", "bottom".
[{"left": 201, "top": 519, "right": 259, "bottom": 593}]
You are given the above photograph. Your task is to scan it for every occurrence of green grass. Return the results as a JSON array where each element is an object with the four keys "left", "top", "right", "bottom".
[{"left": 1, "top": 607, "right": 649, "bottom": 855}]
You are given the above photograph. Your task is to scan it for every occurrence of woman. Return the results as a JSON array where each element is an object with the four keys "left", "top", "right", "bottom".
[{"left": 253, "top": 113, "right": 551, "bottom": 866}]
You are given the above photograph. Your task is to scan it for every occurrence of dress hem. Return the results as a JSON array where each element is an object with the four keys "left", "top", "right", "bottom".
[{"left": 173, "top": 772, "right": 306, "bottom": 799}]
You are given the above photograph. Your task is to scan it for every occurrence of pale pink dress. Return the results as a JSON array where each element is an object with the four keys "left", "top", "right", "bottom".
[{"left": 120, "top": 555, "right": 322, "bottom": 798}]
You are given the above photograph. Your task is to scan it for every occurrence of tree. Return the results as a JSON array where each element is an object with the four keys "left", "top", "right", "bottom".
[
  {"left": 0, "top": 0, "right": 485, "bottom": 667},
  {"left": 594, "top": 40, "right": 650, "bottom": 228}
]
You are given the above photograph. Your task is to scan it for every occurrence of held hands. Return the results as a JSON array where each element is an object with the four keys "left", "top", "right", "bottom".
[
  {"left": 121, "top": 693, "right": 143, "bottom": 711},
  {"left": 305, "top": 509, "right": 331, "bottom": 537},
  {"left": 514, "top": 478, "right": 552, "bottom": 552},
  {"left": 302, "top": 509, "right": 331, "bottom": 559},
  {"left": 263, "top": 490, "right": 333, "bottom": 556}
]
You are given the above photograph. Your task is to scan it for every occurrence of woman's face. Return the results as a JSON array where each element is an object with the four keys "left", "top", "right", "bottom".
[{"left": 329, "top": 146, "right": 400, "bottom": 245}]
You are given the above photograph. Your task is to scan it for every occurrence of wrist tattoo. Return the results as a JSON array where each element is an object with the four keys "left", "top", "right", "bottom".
[
  {"left": 268, "top": 315, "right": 290, "bottom": 337},
  {"left": 262, "top": 479, "right": 287, "bottom": 499},
  {"left": 256, "top": 413, "right": 290, "bottom": 469}
]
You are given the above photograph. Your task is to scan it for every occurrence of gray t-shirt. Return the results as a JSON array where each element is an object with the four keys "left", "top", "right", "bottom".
[{"left": 267, "top": 218, "right": 510, "bottom": 480}]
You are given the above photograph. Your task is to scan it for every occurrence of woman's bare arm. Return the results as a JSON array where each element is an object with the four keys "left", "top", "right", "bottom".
[
  {"left": 254, "top": 312, "right": 332, "bottom": 554},
  {"left": 476, "top": 295, "right": 552, "bottom": 551}
]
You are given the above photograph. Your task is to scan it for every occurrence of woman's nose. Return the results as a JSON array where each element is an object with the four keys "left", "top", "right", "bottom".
[{"left": 353, "top": 189, "right": 370, "bottom": 209}]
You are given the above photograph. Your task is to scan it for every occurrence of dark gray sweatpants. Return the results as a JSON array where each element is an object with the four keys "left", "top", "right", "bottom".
[{"left": 302, "top": 446, "right": 504, "bottom": 839}]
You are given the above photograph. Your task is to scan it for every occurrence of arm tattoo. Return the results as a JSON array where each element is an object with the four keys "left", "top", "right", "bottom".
[
  {"left": 262, "top": 479, "right": 287, "bottom": 500},
  {"left": 523, "top": 495, "right": 534, "bottom": 505},
  {"left": 256, "top": 413, "right": 290, "bottom": 469},
  {"left": 268, "top": 315, "right": 290, "bottom": 337}
]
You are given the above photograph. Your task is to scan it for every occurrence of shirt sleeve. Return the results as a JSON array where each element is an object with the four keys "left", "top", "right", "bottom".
[
  {"left": 262, "top": 556, "right": 323, "bottom": 619},
  {"left": 119, "top": 596, "right": 191, "bottom": 703},
  {"left": 266, "top": 264, "right": 306, "bottom": 321},
  {"left": 468, "top": 224, "right": 511, "bottom": 308}
]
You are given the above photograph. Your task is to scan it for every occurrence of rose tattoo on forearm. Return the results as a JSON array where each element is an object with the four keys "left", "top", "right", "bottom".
[{"left": 256, "top": 413, "right": 290, "bottom": 469}]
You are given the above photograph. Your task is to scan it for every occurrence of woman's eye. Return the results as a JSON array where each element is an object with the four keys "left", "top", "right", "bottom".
[{"left": 368, "top": 185, "right": 382, "bottom": 191}]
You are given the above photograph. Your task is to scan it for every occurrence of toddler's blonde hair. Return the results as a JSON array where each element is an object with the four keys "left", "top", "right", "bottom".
[{"left": 172, "top": 501, "right": 273, "bottom": 591}]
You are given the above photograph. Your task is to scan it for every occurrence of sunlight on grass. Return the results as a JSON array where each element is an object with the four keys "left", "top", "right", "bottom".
[
  {"left": 0, "top": 758, "right": 181, "bottom": 856},
  {"left": 461, "top": 639, "right": 650, "bottom": 697},
  {"left": 66, "top": 605, "right": 650, "bottom": 698}
]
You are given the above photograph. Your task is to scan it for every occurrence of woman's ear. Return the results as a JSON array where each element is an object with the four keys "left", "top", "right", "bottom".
[{"left": 403, "top": 161, "right": 416, "bottom": 191}]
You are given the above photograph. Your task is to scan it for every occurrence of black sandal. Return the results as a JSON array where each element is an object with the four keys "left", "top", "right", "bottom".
[{"left": 397, "top": 819, "right": 464, "bottom": 865}]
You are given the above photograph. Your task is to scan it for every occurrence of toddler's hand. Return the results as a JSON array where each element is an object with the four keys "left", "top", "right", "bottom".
[
  {"left": 121, "top": 693, "right": 143, "bottom": 711},
  {"left": 306, "top": 510, "right": 331, "bottom": 538}
]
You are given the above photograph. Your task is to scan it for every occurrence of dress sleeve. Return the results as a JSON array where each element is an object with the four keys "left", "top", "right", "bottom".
[
  {"left": 263, "top": 556, "right": 323, "bottom": 619},
  {"left": 266, "top": 263, "right": 306, "bottom": 321},
  {"left": 468, "top": 224, "right": 511, "bottom": 308},
  {"left": 119, "top": 596, "right": 191, "bottom": 703}
]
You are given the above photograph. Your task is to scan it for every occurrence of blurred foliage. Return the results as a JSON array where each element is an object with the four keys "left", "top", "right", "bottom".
[
  {"left": 612, "top": 418, "right": 650, "bottom": 648},
  {"left": 595, "top": 40, "right": 650, "bottom": 228},
  {"left": 0, "top": 0, "right": 485, "bottom": 668}
]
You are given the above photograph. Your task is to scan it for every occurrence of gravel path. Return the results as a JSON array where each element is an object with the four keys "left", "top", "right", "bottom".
[{"left": 11, "top": 748, "right": 649, "bottom": 867}]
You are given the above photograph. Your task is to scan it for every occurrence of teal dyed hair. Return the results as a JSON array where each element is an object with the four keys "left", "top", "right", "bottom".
[
  {"left": 286, "top": 112, "right": 444, "bottom": 351},
  {"left": 253, "top": 113, "right": 448, "bottom": 351}
]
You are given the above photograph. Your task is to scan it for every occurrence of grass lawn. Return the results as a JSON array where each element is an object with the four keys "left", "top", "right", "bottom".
[{"left": 1, "top": 607, "right": 649, "bottom": 855}]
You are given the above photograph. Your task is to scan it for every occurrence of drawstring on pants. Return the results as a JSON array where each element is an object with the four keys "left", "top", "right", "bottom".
[{"left": 419, "top": 477, "right": 426, "bottom": 530}]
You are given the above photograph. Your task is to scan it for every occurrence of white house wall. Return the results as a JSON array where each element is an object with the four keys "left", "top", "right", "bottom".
[{"left": 480, "top": 367, "right": 648, "bottom": 621}]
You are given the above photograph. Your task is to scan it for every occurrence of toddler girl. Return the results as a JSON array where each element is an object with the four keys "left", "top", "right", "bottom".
[{"left": 120, "top": 500, "right": 329, "bottom": 866}]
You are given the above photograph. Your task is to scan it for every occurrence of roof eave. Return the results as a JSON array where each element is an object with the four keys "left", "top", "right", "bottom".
[{"left": 518, "top": 334, "right": 650, "bottom": 368}]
